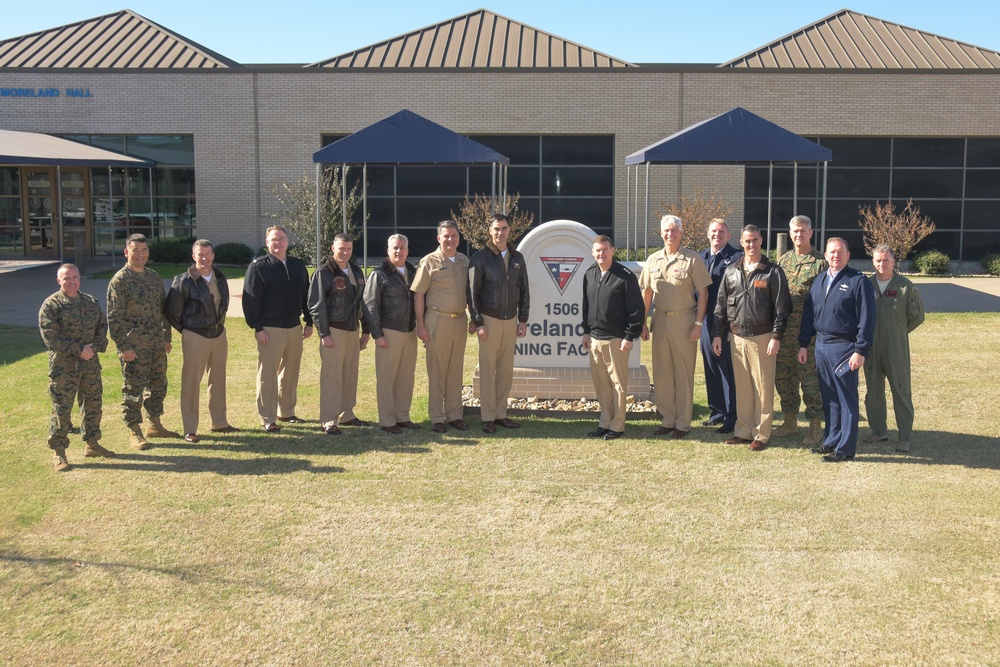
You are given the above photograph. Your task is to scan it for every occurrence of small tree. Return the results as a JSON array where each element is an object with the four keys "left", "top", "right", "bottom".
[
  {"left": 655, "top": 189, "right": 734, "bottom": 252},
  {"left": 858, "top": 198, "right": 935, "bottom": 261},
  {"left": 272, "top": 166, "right": 364, "bottom": 265},
  {"left": 451, "top": 193, "right": 534, "bottom": 250}
]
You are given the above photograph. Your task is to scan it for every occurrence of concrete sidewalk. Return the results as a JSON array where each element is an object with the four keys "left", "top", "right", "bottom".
[{"left": 1, "top": 262, "right": 998, "bottom": 328}]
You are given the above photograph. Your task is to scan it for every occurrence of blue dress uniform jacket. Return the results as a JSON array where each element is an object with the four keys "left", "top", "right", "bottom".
[{"left": 798, "top": 266, "right": 876, "bottom": 458}]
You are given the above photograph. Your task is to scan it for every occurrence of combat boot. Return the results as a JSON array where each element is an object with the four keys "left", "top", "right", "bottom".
[
  {"left": 53, "top": 448, "right": 71, "bottom": 472},
  {"left": 130, "top": 424, "right": 150, "bottom": 450},
  {"left": 772, "top": 412, "right": 799, "bottom": 437},
  {"left": 801, "top": 418, "right": 824, "bottom": 446},
  {"left": 84, "top": 441, "right": 117, "bottom": 458},
  {"left": 145, "top": 416, "right": 181, "bottom": 439}
]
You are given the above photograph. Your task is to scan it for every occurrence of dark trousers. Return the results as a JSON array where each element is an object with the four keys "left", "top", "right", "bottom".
[
  {"left": 700, "top": 322, "right": 736, "bottom": 428},
  {"left": 815, "top": 340, "right": 860, "bottom": 457}
]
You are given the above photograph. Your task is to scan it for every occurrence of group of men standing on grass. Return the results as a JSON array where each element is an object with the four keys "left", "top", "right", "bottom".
[{"left": 38, "top": 210, "right": 924, "bottom": 471}]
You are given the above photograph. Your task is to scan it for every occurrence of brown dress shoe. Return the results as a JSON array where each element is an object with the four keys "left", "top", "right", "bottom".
[
  {"left": 448, "top": 419, "right": 469, "bottom": 431},
  {"left": 323, "top": 425, "right": 341, "bottom": 435},
  {"left": 382, "top": 425, "right": 402, "bottom": 434},
  {"left": 183, "top": 433, "right": 199, "bottom": 443},
  {"left": 277, "top": 415, "right": 306, "bottom": 423},
  {"left": 482, "top": 421, "right": 497, "bottom": 434},
  {"left": 263, "top": 423, "right": 282, "bottom": 433},
  {"left": 671, "top": 429, "right": 689, "bottom": 439},
  {"left": 431, "top": 423, "right": 447, "bottom": 433},
  {"left": 749, "top": 439, "right": 766, "bottom": 451},
  {"left": 494, "top": 418, "right": 520, "bottom": 429},
  {"left": 397, "top": 421, "right": 421, "bottom": 430},
  {"left": 211, "top": 425, "right": 240, "bottom": 433},
  {"left": 725, "top": 436, "right": 753, "bottom": 445},
  {"left": 653, "top": 426, "right": 674, "bottom": 436}
]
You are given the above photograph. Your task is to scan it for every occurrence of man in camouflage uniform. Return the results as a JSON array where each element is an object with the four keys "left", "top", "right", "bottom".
[
  {"left": 107, "top": 234, "right": 180, "bottom": 450},
  {"left": 774, "top": 215, "right": 827, "bottom": 445},
  {"left": 39, "top": 264, "right": 115, "bottom": 471}
]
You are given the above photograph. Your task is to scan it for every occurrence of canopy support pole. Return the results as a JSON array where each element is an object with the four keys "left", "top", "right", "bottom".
[
  {"left": 625, "top": 166, "right": 631, "bottom": 261},
  {"left": 363, "top": 164, "right": 369, "bottom": 270},
  {"left": 644, "top": 163, "right": 650, "bottom": 259},
  {"left": 766, "top": 162, "right": 774, "bottom": 255},
  {"left": 315, "top": 163, "right": 322, "bottom": 268},
  {"left": 820, "top": 161, "right": 829, "bottom": 249}
]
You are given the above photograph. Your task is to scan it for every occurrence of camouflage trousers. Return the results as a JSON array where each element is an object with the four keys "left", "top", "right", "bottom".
[
  {"left": 48, "top": 355, "right": 103, "bottom": 450},
  {"left": 775, "top": 335, "right": 823, "bottom": 419},
  {"left": 119, "top": 344, "right": 168, "bottom": 427}
]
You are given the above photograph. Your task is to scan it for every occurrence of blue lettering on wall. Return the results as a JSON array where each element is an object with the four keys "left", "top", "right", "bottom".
[{"left": 0, "top": 87, "right": 92, "bottom": 99}]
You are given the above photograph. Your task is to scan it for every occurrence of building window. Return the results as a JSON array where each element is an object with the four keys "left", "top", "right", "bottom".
[
  {"left": 321, "top": 134, "right": 614, "bottom": 259},
  {"left": 0, "top": 167, "right": 21, "bottom": 257},
  {"left": 744, "top": 136, "right": 1000, "bottom": 261},
  {"left": 64, "top": 135, "right": 195, "bottom": 256}
]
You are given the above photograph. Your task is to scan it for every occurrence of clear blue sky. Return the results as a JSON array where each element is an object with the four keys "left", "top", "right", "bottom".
[{"left": 3, "top": 1, "right": 997, "bottom": 65}]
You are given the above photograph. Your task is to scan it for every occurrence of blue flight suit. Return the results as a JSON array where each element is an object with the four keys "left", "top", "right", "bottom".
[
  {"left": 798, "top": 267, "right": 876, "bottom": 458},
  {"left": 699, "top": 244, "right": 743, "bottom": 429}
]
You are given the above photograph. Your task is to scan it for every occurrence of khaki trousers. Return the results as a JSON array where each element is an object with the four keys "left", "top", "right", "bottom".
[
  {"left": 375, "top": 328, "right": 417, "bottom": 427},
  {"left": 650, "top": 309, "right": 698, "bottom": 431},
  {"left": 256, "top": 324, "right": 303, "bottom": 425},
  {"left": 730, "top": 332, "right": 776, "bottom": 443},
  {"left": 590, "top": 338, "right": 630, "bottom": 433},
  {"left": 318, "top": 327, "right": 361, "bottom": 428},
  {"left": 180, "top": 328, "right": 229, "bottom": 434},
  {"left": 478, "top": 314, "right": 518, "bottom": 422},
  {"left": 424, "top": 311, "right": 468, "bottom": 424}
]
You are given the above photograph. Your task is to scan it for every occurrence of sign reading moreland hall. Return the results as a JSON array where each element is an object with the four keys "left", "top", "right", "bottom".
[{"left": 1, "top": 88, "right": 93, "bottom": 98}]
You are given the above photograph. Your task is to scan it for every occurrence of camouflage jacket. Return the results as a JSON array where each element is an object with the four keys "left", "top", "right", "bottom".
[
  {"left": 777, "top": 249, "right": 828, "bottom": 311},
  {"left": 107, "top": 266, "right": 171, "bottom": 350},
  {"left": 38, "top": 291, "right": 108, "bottom": 361}
]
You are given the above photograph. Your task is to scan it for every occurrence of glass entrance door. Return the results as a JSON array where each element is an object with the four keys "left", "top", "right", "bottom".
[
  {"left": 60, "top": 168, "right": 89, "bottom": 258},
  {"left": 25, "top": 169, "right": 57, "bottom": 257}
]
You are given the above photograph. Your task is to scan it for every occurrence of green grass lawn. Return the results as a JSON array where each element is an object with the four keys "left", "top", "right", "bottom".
[{"left": 2, "top": 314, "right": 998, "bottom": 665}]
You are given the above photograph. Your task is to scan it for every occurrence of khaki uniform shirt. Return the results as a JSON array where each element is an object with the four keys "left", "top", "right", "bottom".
[
  {"left": 639, "top": 247, "right": 712, "bottom": 313},
  {"left": 410, "top": 249, "right": 470, "bottom": 316}
]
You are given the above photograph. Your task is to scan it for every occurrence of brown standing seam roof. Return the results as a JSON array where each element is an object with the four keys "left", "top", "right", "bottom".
[
  {"left": 308, "top": 8, "right": 634, "bottom": 68},
  {"left": 0, "top": 9, "right": 240, "bottom": 69},
  {"left": 721, "top": 9, "right": 1000, "bottom": 69}
]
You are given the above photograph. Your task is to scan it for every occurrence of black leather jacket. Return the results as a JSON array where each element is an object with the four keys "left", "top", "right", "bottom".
[
  {"left": 164, "top": 265, "right": 229, "bottom": 338},
  {"left": 363, "top": 258, "right": 416, "bottom": 338},
  {"left": 307, "top": 259, "right": 368, "bottom": 337},
  {"left": 468, "top": 240, "right": 530, "bottom": 325},
  {"left": 711, "top": 255, "right": 792, "bottom": 340}
]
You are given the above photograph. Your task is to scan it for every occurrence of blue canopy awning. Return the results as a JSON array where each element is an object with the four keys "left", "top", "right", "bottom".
[
  {"left": 313, "top": 109, "right": 510, "bottom": 166},
  {"left": 625, "top": 107, "right": 831, "bottom": 165}
]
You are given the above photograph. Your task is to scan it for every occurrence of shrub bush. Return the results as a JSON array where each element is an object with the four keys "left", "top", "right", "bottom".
[
  {"left": 213, "top": 242, "right": 254, "bottom": 266},
  {"left": 981, "top": 253, "right": 1000, "bottom": 276},
  {"left": 912, "top": 249, "right": 950, "bottom": 275},
  {"left": 148, "top": 237, "right": 196, "bottom": 264}
]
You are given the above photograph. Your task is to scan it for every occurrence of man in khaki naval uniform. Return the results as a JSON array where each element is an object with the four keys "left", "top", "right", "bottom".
[
  {"left": 412, "top": 221, "right": 471, "bottom": 433},
  {"left": 639, "top": 215, "right": 712, "bottom": 438},
  {"left": 863, "top": 244, "right": 925, "bottom": 452}
]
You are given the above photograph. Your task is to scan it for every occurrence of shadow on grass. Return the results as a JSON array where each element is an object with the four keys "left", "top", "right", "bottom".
[
  {"left": 0, "top": 552, "right": 187, "bottom": 575},
  {"left": 0, "top": 325, "right": 46, "bottom": 365},
  {"left": 80, "top": 452, "right": 344, "bottom": 475},
  {"left": 770, "top": 430, "right": 1000, "bottom": 469}
]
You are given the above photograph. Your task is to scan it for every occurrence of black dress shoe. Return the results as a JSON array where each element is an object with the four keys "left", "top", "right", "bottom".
[
  {"left": 323, "top": 425, "right": 341, "bottom": 435},
  {"left": 603, "top": 430, "right": 623, "bottom": 441},
  {"left": 397, "top": 421, "right": 421, "bottom": 430},
  {"left": 340, "top": 418, "right": 370, "bottom": 427},
  {"left": 448, "top": 419, "right": 469, "bottom": 431},
  {"left": 381, "top": 425, "right": 402, "bottom": 434},
  {"left": 482, "top": 421, "right": 497, "bottom": 434},
  {"left": 211, "top": 425, "right": 240, "bottom": 433},
  {"left": 822, "top": 452, "right": 855, "bottom": 462},
  {"left": 588, "top": 427, "right": 610, "bottom": 438},
  {"left": 702, "top": 417, "right": 724, "bottom": 427},
  {"left": 811, "top": 444, "right": 836, "bottom": 454},
  {"left": 431, "top": 423, "right": 447, "bottom": 433},
  {"left": 494, "top": 418, "right": 520, "bottom": 429},
  {"left": 716, "top": 425, "right": 735, "bottom": 435},
  {"left": 277, "top": 415, "right": 306, "bottom": 423}
]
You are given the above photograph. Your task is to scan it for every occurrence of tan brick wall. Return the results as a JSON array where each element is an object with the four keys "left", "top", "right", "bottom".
[{"left": 5, "top": 67, "right": 1000, "bottom": 252}]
